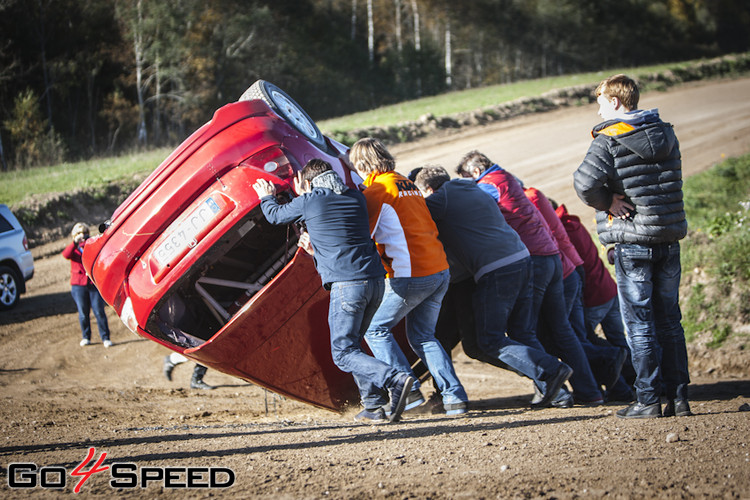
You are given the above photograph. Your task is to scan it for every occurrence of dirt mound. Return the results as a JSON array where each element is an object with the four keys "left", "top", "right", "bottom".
[{"left": 10, "top": 174, "right": 145, "bottom": 247}]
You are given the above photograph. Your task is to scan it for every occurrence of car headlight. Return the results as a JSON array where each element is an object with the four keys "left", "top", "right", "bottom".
[{"left": 119, "top": 297, "right": 139, "bottom": 334}]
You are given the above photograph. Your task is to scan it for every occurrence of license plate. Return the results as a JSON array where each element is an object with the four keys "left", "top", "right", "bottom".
[{"left": 153, "top": 197, "right": 222, "bottom": 267}]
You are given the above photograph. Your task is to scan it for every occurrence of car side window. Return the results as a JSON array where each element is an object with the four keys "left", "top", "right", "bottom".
[{"left": 0, "top": 215, "right": 13, "bottom": 233}]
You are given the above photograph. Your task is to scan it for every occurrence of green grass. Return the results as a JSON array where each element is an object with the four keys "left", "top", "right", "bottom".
[
  {"left": 317, "top": 61, "right": 700, "bottom": 133},
  {"left": 0, "top": 148, "right": 171, "bottom": 207},
  {"left": 681, "top": 152, "right": 750, "bottom": 346}
]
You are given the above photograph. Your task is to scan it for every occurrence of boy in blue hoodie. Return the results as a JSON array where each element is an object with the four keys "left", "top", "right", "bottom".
[{"left": 573, "top": 74, "right": 691, "bottom": 419}]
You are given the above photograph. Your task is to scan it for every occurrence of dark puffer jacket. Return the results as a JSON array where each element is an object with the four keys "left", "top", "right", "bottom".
[{"left": 573, "top": 109, "right": 687, "bottom": 246}]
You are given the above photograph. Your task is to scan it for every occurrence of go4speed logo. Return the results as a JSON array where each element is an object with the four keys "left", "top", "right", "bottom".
[{"left": 8, "top": 447, "right": 235, "bottom": 492}]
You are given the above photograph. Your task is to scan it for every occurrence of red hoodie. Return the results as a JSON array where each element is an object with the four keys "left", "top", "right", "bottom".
[
  {"left": 476, "top": 166, "right": 559, "bottom": 257},
  {"left": 525, "top": 187, "right": 583, "bottom": 279},
  {"left": 555, "top": 204, "right": 617, "bottom": 307},
  {"left": 62, "top": 241, "right": 91, "bottom": 287}
]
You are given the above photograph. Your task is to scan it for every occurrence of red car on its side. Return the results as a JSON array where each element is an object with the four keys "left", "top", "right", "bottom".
[{"left": 83, "top": 81, "right": 418, "bottom": 411}]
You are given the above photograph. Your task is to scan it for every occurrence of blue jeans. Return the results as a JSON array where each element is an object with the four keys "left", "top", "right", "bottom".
[
  {"left": 473, "top": 258, "right": 563, "bottom": 388},
  {"left": 71, "top": 284, "right": 110, "bottom": 341},
  {"left": 585, "top": 295, "right": 627, "bottom": 350},
  {"left": 530, "top": 255, "right": 602, "bottom": 401},
  {"left": 614, "top": 242, "right": 690, "bottom": 405},
  {"left": 364, "top": 269, "right": 467, "bottom": 407},
  {"left": 328, "top": 278, "right": 402, "bottom": 409},
  {"left": 562, "top": 268, "right": 625, "bottom": 388},
  {"left": 585, "top": 295, "right": 636, "bottom": 385}
]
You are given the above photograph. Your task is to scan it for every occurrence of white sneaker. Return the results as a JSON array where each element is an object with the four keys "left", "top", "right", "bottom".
[
  {"left": 103, "top": 340, "right": 113, "bottom": 348},
  {"left": 80, "top": 339, "right": 91, "bottom": 346}
]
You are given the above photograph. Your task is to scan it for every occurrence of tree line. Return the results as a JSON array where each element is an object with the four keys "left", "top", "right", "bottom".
[{"left": 1, "top": 0, "right": 748, "bottom": 170}]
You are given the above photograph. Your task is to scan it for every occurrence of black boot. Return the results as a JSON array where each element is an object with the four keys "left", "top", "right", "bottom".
[
  {"left": 190, "top": 365, "right": 214, "bottom": 390},
  {"left": 163, "top": 355, "right": 175, "bottom": 381}
]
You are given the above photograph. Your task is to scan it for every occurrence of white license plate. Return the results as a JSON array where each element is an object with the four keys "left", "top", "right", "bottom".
[{"left": 153, "top": 197, "right": 222, "bottom": 267}]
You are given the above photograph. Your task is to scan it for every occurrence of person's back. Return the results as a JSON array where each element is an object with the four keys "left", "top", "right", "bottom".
[
  {"left": 524, "top": 187, "right": 582, "bottom": 279},
  {"left": 360, "top": 169, "right": 448, "bottom": 278},
  {"left": 279, "top": 183, "right": 384, "bottom": 287},
  {"left": 555, "top": 204, "right": 617, "bottom": 308},
  {"left": 425, "top": 178, "right": 528, "bottom": 280},
  {"left": 470, "top": 165, "right": 559, "bottom": 257}
]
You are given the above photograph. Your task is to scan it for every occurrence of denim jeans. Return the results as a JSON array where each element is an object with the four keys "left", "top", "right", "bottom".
[
  {"left": 328, "top": 278, "right": 402, "bottom": 409},
  {"left": 585, "top": 295, "right": 636, "bottom": 385},
  {"left": 615, "top": 242, "right": 690, "bottom": 405},
  {"left": 530, "top": 255, "right": 602, "bottom": 401},
  {"left": 364, "top": 269, "right": 467, "bottom": 407},
  {"left": 585, "top": 295, "right": 627, "bottom": 350},
  {"left": 71, "top": 284, "right": 110, "bottom": 341},
  {"left": 561, "top": 268, "right": 626, "bottom": 389},
  {"left": 473, "top": 258, "right": 563, "bottom": 388}
]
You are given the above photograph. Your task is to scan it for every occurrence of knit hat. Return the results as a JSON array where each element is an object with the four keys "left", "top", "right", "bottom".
[{"left": 311, "top": 170, "right": 348, "bottom": 195}]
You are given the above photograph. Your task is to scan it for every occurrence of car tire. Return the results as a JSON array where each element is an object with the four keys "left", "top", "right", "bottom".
[
  {"left": 239, "top": 80, "right": 328, "bottom": 151},
  {"left": 0, "top": 265, "right": 20, "bottom": 311}
]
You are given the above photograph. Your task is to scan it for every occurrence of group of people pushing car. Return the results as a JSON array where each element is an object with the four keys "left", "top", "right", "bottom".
[{"left": 251, "top": 73, "right": 692, "bottom": 423}]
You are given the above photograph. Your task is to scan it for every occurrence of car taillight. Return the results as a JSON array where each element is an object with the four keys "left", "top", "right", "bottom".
[
  {"left": 22, "top": 236, "right": 29, "bottom": 251},
  {"left": 119, "top": 297, "right": 138, "bottom": 334},
  {"left": 239, "top": 147, "right": 296, "bottom": 180}
]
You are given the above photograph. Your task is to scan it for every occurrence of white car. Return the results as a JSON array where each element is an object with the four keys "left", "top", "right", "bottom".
[{"left": 0, "top": 204, "right": 34, "bottom": 310}]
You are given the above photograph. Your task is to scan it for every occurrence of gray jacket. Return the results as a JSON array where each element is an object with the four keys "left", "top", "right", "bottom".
[{"left": 573, "top": 109, "right": 687, "bottom": 245}]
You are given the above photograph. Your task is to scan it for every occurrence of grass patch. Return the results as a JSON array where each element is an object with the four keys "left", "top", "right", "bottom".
[
  {"left": 0, "top": 148, "right": 171, "bottom": 207},
  {"left": 681, "top": 152, "right": 750, "bottom": 347}
]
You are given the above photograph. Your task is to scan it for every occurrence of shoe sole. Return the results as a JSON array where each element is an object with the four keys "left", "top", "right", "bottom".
[
  {"left": 445, "top": 408, "right": 468, "bottom": 416},
  {"left": 616, "top": 412, "right": 661, "bottom": 419},
  {"left": 389, "top": 376, "right": 415, "bottom": 423},
  {"left": 355, "top": 411, "right": 388, "bottom": 424},
  {"left": 404, "top": 396, "right": 426, "bottom": 412}
]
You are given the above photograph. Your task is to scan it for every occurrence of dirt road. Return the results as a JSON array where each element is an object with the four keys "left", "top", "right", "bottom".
[{"left": 1, "top": 78, "right": 749, "bottom": 499}]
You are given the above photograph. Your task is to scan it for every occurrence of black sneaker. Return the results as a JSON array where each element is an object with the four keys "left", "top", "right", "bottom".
[
  {"left": 404, "top": 389, "right": 426, "bottom": 411},
  {"left": 616, "top": 401, "right": 661, "bottom": 419},
  {"left": 531, "top": 385, "right": 574, "bottom": 408},
  {"left": 663, "top": 399, "right": 692, "bottom": 417},
  {"left": 355, "top": 407, "right": 388, "bottom": 424},
  {"left": 388, "top": 374, "right": 415, "bottom": 422},
  {"left": 531, "top": 364, "right": 573, "bottom": 409},
  {"left": 384, "top": 389, "right": 425, "bottom": 416},
  {"left": 190, "top": 379, "right": 215, "bottom": 390}
]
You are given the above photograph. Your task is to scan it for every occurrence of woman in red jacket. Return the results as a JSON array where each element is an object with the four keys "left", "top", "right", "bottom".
[{"left": 62, "top": 223, "right": 112, "bottom": 347}]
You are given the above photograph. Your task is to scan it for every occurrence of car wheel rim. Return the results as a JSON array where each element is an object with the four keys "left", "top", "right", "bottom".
[
  {"left": 270, "top": 90, "right": 320, "bottom": 140},
  {"left": 0, "top": 273, "right": 17, "bottom": 305}
]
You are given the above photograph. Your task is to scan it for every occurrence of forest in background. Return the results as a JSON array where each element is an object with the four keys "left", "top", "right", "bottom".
[{"left": 1, "top": 0, "right": 749, "bottom": 170}]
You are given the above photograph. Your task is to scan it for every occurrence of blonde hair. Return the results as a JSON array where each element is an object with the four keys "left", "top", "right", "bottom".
[
  {"left": 71, "top": 222, "right": 89, "bottom": 238},
  {"left": 596, "top": 74, "right": 640, "bottom": 111},
  {"left": 349, "top": 137, "right": 396, "bottom": 175}
]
